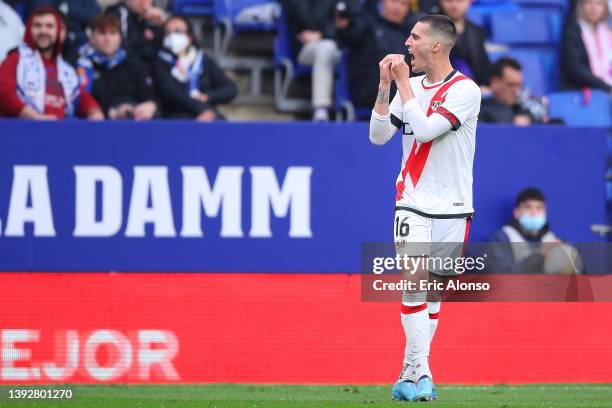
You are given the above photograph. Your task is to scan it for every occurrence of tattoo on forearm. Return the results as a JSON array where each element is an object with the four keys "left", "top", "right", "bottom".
[{"left": 376, "top": 88, "right": 389, "bottom": 104}]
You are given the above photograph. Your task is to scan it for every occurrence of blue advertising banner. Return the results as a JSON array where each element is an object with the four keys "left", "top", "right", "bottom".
[{"left": 0, "top": 120, "right": 607, "bottom": 272}]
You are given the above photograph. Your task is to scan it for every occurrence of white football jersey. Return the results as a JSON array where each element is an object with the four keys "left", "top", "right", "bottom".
[{"left": 389, "top": 70, "right": 481, "bottom": 217}]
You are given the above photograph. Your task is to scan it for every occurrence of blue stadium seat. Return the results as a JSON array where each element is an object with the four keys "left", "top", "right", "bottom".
[
  {"left": 214, "top": 0, "right": 278, "bottom": 30},
  {"left": 213, "top": 0, "right": 279, "bottom": 64},
  {"left": 466, "top": 8, "right": 486, "bottom": 27},
  {"left": 489, "top": 47, "right": 558, "bottom": 96},
  {"left": 490, "top": 9, "right": 563, "bottom": 45},
  {"left": 514, "top": 0, "right": 567, "bottom": 10},
  {"left": 212, "top": 1, "right": 279, "bottom": 99},
  {"left": 14, "top": 2, "right": 27, "bottom": 22},
  {"left": 548, "top": 91, "right": 612, "bottom": 127},
  {"left": 472, "top": 0, "right": 506, "bottom": 3},
  {"left": 172, "top": 0, "right": 215, "bottom": 16},
  {"left": 467, "top": 2, "right": 520, "bottom": 35}
]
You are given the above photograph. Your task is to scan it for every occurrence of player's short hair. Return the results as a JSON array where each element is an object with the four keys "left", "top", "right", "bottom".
[
  {"left": 491, "top": 57, "right": 522, "bottom": 78},
  {"left": 90, "top": 14, "right": 121, "bottom": 33},
  {"left": 516, "top": 188, "right": 546, "bottom": 206},
  {"left": 417, "top": 14, "right": 457, "bottom": 49}
]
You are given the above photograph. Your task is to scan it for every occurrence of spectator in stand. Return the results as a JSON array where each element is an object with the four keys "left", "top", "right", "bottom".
[
  {"left": 420, "top": 0, "right": 442, "bottom": 14},
  {"left": 153, "top": 15, "right": 237, "bottom": 121},
  {"left": 488, "top": 188, "right": 583, "bottom": 274},
  {"left": 106, "top": 0, "right": 167, "bottom": 68},
  {"left": 439, "top": 0, "right": 490, "bottom": 91},
  {"left": 77, "top": 14, "right": 157, "bottom": 120},
  {"left": 363, "top": 0, "right": 440, "bottom": 14},
  {"left": 336, "top": 0, "right": 417, "bottom": 108},
  {"left": 282, "top": 0, "right": 341, "bottom": 122},
  {"left": 100, "top": 0, "right": 169, "bottom": 9},
  {"left": 0, "top": 0, "right": 25, "bottom": 63},
  {"left": 23, "top": 0, "right": 101, "bottom": 57},
  {"left": 0, "top": 6, "right": 102, "bottom": 119},
  {"left": 480, "top": 58, "right": 551, "bottom": 125},
  {"left": 561, "top": 0, "right": 611, "bottom": 93}
]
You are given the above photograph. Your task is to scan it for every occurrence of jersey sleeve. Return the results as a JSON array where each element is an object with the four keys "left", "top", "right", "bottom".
[
  {"left": 0, "top": 51, "right": 26, "bottom": 117},
  {"left": 389, "top": 91, "right": 413, "bottom": 135},
  {"left": 435, "top": 80, "right": 481, "bottom": 130}
]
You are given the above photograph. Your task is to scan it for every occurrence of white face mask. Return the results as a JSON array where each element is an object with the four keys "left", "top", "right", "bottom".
[{"left": 163, "top": 32, "right": 190, "bottom": 55}]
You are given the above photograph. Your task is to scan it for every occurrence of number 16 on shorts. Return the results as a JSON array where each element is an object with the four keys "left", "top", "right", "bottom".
[{"left": 393, "top": 209, "right": 433, "bottom": 256}]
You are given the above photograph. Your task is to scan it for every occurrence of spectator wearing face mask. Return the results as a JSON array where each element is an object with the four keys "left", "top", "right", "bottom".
[
  {"left": 106, "top": 0, "right": 167, "bottom": 68},
  {"left": 77, "top": 14, "right": 157, "bottom": 120},
  {"left": 487, "top": 188, "right": 583, "bottom": 274},
  {"left": 153, "top": 15, "right": 237, "bottom": 121},
  {"left": 0, "top": 5, "right": 102, "bottom": 119},
  {"left": 561, "top": 0, "right": 612, "bottom": 92}
]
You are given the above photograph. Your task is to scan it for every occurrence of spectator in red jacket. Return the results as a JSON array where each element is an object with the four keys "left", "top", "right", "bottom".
[{"left": 0, "top": 5, "right": 103, "bottom": 119}]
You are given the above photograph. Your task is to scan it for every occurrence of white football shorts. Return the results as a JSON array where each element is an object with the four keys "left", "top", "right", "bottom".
[{"left": 393, "top": 207, "right": 472, "bottom": 276}]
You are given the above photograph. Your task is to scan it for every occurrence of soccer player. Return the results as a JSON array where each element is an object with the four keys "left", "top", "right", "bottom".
[{"left": 368, "top": 15, "right": 481, "bottom": 401}]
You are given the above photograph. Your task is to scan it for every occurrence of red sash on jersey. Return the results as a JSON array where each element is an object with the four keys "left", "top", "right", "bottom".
[{"left": 395, "top": 74, "right": 469, "bottom": 201}]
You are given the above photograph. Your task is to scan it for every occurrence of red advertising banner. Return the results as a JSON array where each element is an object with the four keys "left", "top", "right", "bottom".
[{"left": 0, "top": 273, "right": 611, "bottom": 384}]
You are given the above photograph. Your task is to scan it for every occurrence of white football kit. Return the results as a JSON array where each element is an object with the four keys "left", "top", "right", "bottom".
[{"left": 370, "top": 70, "right": 481, "bottom": 275}]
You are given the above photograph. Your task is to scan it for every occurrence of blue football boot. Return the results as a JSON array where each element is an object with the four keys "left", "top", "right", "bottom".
[
  {"left": 391, "top": 380, "right": 417, "bottom": 401},
  {"left": 415, "top": 376, "right": 434, "bottom": 402}
]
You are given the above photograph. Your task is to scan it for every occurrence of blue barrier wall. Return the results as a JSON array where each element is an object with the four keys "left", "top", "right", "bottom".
[{"left": 0, "top": 120, "right": 607, "bottom": 272}]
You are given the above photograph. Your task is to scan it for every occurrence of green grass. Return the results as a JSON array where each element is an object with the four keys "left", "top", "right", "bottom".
[{"left": 0, "top": 384, "right": 611, "bottom": 407}]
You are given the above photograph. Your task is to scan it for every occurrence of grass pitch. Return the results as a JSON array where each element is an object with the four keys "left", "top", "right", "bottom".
[{"left": 1, "top": 384, "right": 611, "bottom": 407}]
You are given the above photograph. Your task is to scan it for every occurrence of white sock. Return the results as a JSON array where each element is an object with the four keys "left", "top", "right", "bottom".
[
  {"left": 400, "top": 302, "right": 431, "bottom": 381},
  {"left": 427, "top": 301, "right": 441, "bottom": 345},
  {"left": 399, "top": 359, "right": 415, "bottom": 382}
]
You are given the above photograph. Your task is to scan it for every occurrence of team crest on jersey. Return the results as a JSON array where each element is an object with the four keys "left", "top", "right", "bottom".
[{"left": 431, "top": 100, "right": 442, "bottom": 111}]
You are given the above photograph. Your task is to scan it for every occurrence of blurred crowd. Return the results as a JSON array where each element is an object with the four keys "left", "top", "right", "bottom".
[
  {"left": 0, "top": 0, "right": 609, "bottom": 123},
  {"left": 0, "top": 0, "right": 236, "bottom": 121}
]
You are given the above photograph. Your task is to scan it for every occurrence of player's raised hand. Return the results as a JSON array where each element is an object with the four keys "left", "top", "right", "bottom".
[
  {"left": 379, "top": 55, "right": 394, "bottom": 85},
  {"left": 390, "top": 54, "right": 409, "bottom": 85},
  {"left": 390, "top": 54, "right": 413, "bottom": 103}
]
